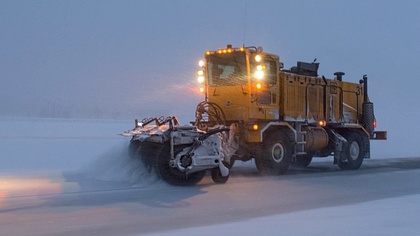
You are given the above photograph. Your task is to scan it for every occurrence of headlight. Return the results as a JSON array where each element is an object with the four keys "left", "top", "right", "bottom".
[
  {"left": 197, "top": 70, "right": 205, "bottom": 83},
  {"left": 255, "top": 71, "right": 264, "bottom": 80}
]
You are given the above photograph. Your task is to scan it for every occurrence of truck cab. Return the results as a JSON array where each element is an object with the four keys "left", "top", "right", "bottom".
[{"left": 195, "top": 45, "right": 386, "bottom": 174}]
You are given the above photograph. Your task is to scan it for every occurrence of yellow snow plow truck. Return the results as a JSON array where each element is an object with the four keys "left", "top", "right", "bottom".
[{"left": 122, "top": 44, "right": 387, "bottom": 185}]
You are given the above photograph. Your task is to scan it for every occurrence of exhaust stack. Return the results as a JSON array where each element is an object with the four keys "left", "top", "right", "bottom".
[{"left": 360, "top": 75, "right": 375, "bottom": 136}]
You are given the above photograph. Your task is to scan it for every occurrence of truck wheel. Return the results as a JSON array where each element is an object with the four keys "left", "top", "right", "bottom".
[
  {"left": 256, "top": 132, "right": 292, "bottom": 175},
  {"left": 211, "top": 167, "right": 229, "bottom": 184},
  {"left": 223, "top": 156, "right": 236, "bottom": 169},
  {"left": 293, "top": 152, "right": 314, "bottom": 167},
  {"left": 131, "top": 141, "right": 156, "bottom": 173},
  {"left": 338, "top": 132, "right": 366, "bottom": 170},
  {"left": 156, "top": 144, "right": 206, "bottom": 186}
]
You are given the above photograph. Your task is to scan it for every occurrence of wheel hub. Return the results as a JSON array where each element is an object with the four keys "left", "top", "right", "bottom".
[
  {"left": 180, "top": 154, "right": 193, "bottom": 168},
  {"left": 349, "top": 141, "right": 360, "bottom": 161},
  {"left": 271, "top": 143, "right": 285, "bottom": 163}
]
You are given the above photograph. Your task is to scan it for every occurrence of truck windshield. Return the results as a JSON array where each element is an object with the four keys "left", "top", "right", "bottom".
[{"left": 207, "top": 52, "right": 247, "bottom": 86}]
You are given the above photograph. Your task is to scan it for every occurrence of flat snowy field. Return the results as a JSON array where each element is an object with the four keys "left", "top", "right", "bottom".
[{"left": 1, "top": 117, "right": 419, "bottom": 236}]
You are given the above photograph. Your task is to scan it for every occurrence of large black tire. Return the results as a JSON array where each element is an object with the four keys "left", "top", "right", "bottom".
[
  {"left": 156, "top": 144, "right": 206, "bottom": 186},
  {"left": 223, "top": 156, "right": 236, "bottom": 169},
  {"left": 293, "top": 152, "right": 314, "bottom": 168},
  {"left": 338, "top": 131, "right": 366, "bottom": 170},
  {"left": 211, "top": 167, "right": 229, "bottom": 184},
  {"left": 255, "top": 132, "right": 292, "bottom": 175},
  {"left": 130, "top": 141, "right": 156, "bottom": 173}
]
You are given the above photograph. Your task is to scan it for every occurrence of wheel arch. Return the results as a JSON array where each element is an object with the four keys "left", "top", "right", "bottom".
[{"left": 260, "top": 122, "right": 297, "bottom": 143}]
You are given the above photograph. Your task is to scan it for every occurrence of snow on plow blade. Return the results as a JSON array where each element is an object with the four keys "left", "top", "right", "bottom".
[{"left": 121, "top": 116, "right": 236, "bottom": 185}]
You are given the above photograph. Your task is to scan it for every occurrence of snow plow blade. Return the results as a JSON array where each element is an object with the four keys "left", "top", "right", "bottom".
[{"left": 122, "top": 116, "right": 236, "bottom": 185}]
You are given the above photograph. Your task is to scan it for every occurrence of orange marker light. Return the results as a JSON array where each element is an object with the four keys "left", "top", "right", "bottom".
[
  {"left": 252, "top": 124, "right": 259, "bottom": 131},
  {"left": 256, "top": 83, "right": 262, "bottom": 89},
  {"left": 318, "top": 120, "right": 326, "bottom": 126}
]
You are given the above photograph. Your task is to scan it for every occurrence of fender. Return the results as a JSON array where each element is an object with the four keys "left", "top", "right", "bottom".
[{"left": 256, "top": 121, "right": 297, "bottom": 143}]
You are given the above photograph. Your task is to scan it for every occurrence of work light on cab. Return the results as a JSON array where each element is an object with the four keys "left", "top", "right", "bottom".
[
  {"left": 196, "top": 70, "right": 204, "bottom": 76},
  {"left": 255, "top": 71, "right": 264, "bottom": 80},
  {"left": 196, "top": 70, "right": 205, "bottom": 83}
]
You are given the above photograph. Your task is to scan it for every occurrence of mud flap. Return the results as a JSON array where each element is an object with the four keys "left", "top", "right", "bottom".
[{"left": 330, "top": 130, "right": 347, "bottom": 163}]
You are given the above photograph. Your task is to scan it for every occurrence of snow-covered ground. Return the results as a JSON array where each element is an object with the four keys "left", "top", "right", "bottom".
[
  {"left": 1, "top": 117, "right": 419, "bottom": 236},
  {"left": 150, "top": 194, "right": 420, "bottom": 236}
]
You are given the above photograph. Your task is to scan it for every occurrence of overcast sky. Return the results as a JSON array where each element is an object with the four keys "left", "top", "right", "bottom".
[{"left": 1, "top": 0, "right": 419, "bottom": 126}]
